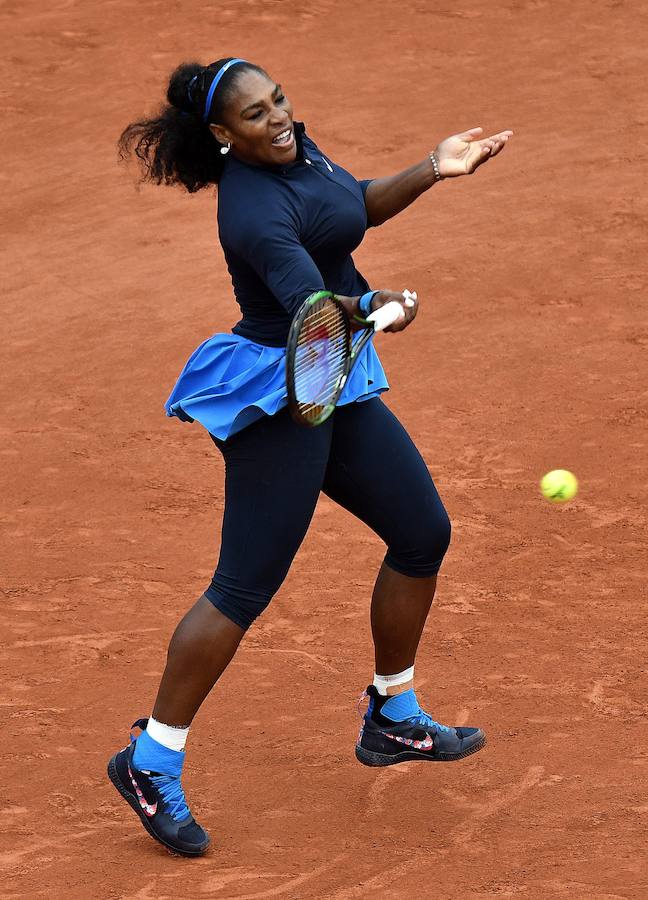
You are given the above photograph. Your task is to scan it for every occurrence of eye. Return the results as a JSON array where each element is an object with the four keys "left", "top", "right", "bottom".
[
  {"left": 276, "top": 94, "right": 286, "bottom": 104},
  {"left": 248, "top": 110, "right": 263, "bottom": 120}
]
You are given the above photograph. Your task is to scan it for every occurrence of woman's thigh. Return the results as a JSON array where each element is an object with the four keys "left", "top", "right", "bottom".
[
  {"left": 206, "top": 408, "right": 333, "bottom": 629},
  {"left": 322, "top": 399, "right": 451, "bottom": 577}
]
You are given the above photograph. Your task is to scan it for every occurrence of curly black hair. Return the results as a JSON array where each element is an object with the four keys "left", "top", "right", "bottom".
[{"left": 118, "top": 58, "right": 266, "bottom": 193}]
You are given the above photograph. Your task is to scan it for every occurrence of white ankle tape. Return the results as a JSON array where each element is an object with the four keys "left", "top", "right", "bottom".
[
  {"left": 147, "top": 717, "right": 190, "bottom": 752},
  {"left": 373, "top": 666, "right": 415, "bottom": 696}
]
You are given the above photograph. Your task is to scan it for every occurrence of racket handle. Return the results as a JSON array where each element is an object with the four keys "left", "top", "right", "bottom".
[{"left": 366, "top": 300, "right": 405, "bottom": 332}]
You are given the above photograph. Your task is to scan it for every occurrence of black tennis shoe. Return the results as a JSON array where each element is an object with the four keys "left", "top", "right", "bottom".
[
  {"left": 107, "top": 718, "right": 210, "bottom": 857},
  {"left": 355, "top": 686, "right": 486, "bottom": 767}
]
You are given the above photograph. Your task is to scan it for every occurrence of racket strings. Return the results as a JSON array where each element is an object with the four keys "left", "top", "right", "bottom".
[
  {"left": 294, "top": 342, "right": 346, "bottom": 395},
  {"left": 296, "top": 363, "right": 346, "bottom": 409},
  {"left": 293, "top": 301, "right": 348, "bottom": 420},
  {"left": 294, "top": 304, "right": 346, "bottom": 361},
  {"left": 293, "top": 331, "right": 346, "bottom": 380}
]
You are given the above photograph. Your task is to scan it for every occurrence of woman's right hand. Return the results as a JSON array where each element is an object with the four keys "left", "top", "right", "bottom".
[{"left": 369, "top": 290, "right": 419, "bottom": 333}]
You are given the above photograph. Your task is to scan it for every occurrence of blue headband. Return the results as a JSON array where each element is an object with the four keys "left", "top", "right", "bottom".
[{"left": 202, "top": 58, "right": 247, "bottom": 123}]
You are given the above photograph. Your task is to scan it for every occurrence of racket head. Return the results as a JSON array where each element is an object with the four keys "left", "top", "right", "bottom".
[{"left": 286, "top": 291, "right": 352, "bottom": 427}]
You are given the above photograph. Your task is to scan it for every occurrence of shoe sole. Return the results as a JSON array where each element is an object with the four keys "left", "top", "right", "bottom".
[
  {"left": 107, "top": 754, "right": 210, "bottom": 857},
  {"left": 354, "top": 734, "right": 487, "bottom": 767}
]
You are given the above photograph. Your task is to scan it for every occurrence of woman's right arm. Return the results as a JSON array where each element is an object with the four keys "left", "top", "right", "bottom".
[{"left": 226, "top": 213, "right": 418, "bottom": 332}]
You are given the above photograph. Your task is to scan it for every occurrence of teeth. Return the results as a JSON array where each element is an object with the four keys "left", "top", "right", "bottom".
[{"left": 273, "top": 128, "right": 292, "bottom": 145}]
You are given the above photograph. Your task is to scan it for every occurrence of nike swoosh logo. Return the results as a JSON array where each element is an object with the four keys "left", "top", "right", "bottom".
[
  {"left": 384, "top": 731, "right": 434, "bottom": 751},
  {"left": 128, "top": 763, "right": 157, "bottom": 817}
]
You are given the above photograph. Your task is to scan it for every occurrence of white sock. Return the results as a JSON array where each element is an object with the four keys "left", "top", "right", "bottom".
[
  {"left": 146, "top": 716, "right": 190, "bottom": 752},
  {"left": 373, "top": 665, "right": 415, "bottom": 696}
]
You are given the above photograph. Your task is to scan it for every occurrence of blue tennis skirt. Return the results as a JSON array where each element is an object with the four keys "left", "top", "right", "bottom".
[{"left": 165, "top": 332, "right": 390, "bottom": 440}]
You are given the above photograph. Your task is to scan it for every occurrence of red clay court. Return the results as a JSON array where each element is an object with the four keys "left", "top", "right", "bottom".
[{"left": 2, "top": 0, "right": 647, "bottom": 897}]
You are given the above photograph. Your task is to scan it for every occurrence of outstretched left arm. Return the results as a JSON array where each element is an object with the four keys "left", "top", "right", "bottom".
[{"left": 363, "top": 127, "right": 513, "bottom": 227}]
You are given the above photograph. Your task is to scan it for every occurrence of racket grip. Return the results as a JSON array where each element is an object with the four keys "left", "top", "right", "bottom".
[{"left": 366, "top": 300, "right": 405, "bottom": 332}]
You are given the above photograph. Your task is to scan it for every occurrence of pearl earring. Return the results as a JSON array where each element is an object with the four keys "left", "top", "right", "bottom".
[{"left": 220, "top": 142, "right": 231, "bottom": 156}]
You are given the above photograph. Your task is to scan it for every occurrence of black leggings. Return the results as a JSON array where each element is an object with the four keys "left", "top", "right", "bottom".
[{"left": 205, "top": 398, "right": 451, "bottom": 630}]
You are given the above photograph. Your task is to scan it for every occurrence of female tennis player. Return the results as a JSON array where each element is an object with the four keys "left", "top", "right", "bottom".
[{"left": 109, "top": 57, "right": 512, "bottom": 856}]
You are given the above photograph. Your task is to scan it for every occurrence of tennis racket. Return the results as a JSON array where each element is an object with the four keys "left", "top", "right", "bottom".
[{"left": 286, "top": 290, "right": 414, "bottom": 427}]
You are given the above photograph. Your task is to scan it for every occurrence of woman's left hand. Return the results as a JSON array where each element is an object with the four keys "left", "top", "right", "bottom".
[{"left": 435, "top": 127, "right": 513, "bottom": 178}]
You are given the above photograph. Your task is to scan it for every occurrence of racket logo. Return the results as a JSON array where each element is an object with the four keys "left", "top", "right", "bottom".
[{"left": 304, "top": 321, "right": 330, "bottom": 343}]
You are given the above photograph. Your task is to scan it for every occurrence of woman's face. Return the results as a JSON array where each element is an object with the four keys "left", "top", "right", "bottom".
[{"left": 211, "top": 70, "right": 297, "bottom": 166}]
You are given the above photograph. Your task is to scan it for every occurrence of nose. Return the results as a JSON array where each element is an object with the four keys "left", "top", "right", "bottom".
[{"left": 269, "top": 108, "right": 290, "bottom": 127}]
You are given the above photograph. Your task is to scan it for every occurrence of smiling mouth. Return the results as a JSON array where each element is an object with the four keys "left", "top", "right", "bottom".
[{"left": 272, "top": 127, "right": 294, "bottom": 147}]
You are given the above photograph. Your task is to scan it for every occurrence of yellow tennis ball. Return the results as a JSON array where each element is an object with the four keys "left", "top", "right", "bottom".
[{"left": 540, "top": 469, "right": 578, "bottom": 503}]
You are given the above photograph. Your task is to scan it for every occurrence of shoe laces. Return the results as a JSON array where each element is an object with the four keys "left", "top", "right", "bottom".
[
  {"left": 149, "top": 774, "right": 190, "bottom": 821},
  {"left": 409, "top": 709, "right": 451, "bottom": 733},
  {"left": 357, "top": 689, "right": 452, "bottom": 733},
  {"left": 357, "top": 690, "right": 369, "bottom": 719}
]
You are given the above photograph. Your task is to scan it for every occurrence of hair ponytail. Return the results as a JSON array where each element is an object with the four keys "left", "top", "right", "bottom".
[{"left": 118, "top": 59, "right": 263, "bottom": 193}]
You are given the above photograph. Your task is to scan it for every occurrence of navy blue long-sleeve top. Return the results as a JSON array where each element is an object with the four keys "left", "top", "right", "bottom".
[{"left": 217, "top": 122, "right": 373, "bottom": 347}]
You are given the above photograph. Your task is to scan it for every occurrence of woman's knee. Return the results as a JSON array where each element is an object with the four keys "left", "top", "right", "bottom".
[
  {"left": 204, "top": 573, "right": 274, "bottom": 631},
  {"left": 385, "top": 505, "right": 451, "bottom": 577}
]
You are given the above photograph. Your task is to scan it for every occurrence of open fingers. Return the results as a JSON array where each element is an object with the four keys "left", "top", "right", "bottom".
[
  {"left": 485, "top": 130, "right": 513, "bottom": 155},
  {"left": 469, "top": 140, "right": 495, "bottom": 166},
  {"left": 457, "top": 126, "right": 483, "bottom": 142},
  {"left": 465, "top": 141, "right": 497, "bottom": 173},
  {"left": 469, "top": 131, "right": 513, "bottom": 166}
]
